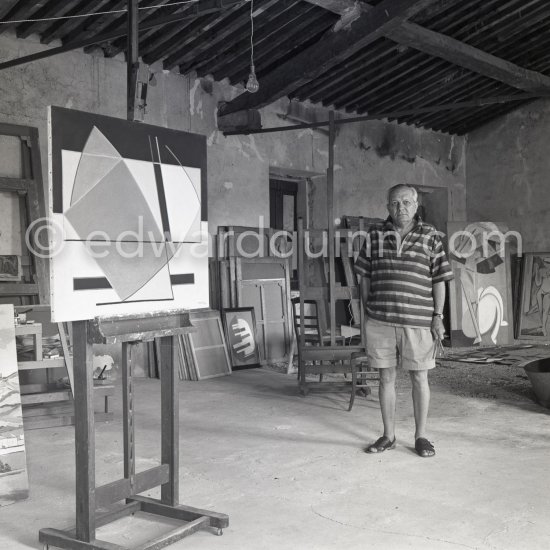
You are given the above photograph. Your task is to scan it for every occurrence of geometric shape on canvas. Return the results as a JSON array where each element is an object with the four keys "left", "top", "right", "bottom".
[
  {"left": 91, "top": 240, "right": 175, "bottom": 302},
  {"left": 65, "top": 160, "right": 164, "bottom": 244},
  {"left": 121, "top": 260, "right": 174, "bottom": 303},
  {"left": 71, "top": 154, "right": 121, "bottom": 206},
  {"left": 161, "top": 164, "right": 201, "bottom": 242},
  {"left": 70, "top": 126, "right": 123, "bottom": 205}
]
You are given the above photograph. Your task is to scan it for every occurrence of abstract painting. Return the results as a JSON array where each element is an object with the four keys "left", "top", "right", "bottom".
[
  {"left": 0, "top": 304, "right": 29, "bottom": 507},
  {"left": 448, "top": 222, "right": 514, "bottom": 347},
  {"left": 517, "top": 253, "right": 550, "bottom": 340},
  {"left": 222, "top": 308, "right": 261, "bottom": 369},
  {"left": 48, "top": 107, "right": 209, "bottom": 322}
]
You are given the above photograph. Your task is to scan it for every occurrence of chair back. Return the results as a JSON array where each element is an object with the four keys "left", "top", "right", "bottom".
[{"left": 291, "top": 298, "right": 323, "bottom": 345}]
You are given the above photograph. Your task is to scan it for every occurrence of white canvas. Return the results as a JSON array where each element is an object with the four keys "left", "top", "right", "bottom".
[{"left": 49, "top": 107, "right": 209, "bottom": 322}]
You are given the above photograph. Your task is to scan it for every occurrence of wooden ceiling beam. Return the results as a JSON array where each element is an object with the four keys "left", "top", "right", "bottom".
[
  {"left": 218, "top": 0, "right": 439, "bottom": 116},
  {"left": 16, "top": 1, "right": 82, "bottom": 39},
  {"left": 304, "top": 0, "right": 550, "bottom": 95}
]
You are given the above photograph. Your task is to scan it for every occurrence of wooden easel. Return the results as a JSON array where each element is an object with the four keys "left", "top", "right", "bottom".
[{"left": 39, "top": 311, "right": 229, "bottom": 550}]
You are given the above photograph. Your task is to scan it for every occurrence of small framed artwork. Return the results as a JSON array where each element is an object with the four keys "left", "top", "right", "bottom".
[
  {"left": 517, "top": 253, "right": 550, "bottom": 340},
  {"left": 222, "top": 307, "right": 261, "bottom": 369}
]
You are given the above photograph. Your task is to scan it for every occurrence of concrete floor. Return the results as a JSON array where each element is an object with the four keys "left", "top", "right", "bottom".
[{"left": 1, "top": 367, "right": 549, "bottom": 550}]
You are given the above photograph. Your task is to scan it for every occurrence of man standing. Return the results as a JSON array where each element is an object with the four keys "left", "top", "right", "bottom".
[{"left": 354, "top": 184, "right": 453, "bottom": 457}]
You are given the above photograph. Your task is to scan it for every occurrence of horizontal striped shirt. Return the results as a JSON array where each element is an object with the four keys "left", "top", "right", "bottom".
[{"left": 354, "top": 217, "right": 454, "bottom": 328}]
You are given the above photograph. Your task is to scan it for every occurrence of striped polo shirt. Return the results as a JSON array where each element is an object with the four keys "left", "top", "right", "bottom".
[{"left": 354, "top": 217, "right": 454, "bottom": 328}]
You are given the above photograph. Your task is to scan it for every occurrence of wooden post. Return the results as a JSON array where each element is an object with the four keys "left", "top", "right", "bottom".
[
  {"left": 127, "top": 0, "right": 139, "bottom": 122},
  {"left": 327, "top": 111, "right": 336, "bottom": 346},
  {"left": 160, "top": 335, "right": 179, "bottom": 506},
  {"left": 122, "top": 342, "right": 136, "bottom": 491},
  {"left": 73, "top": 320, "right": 96, "bottom": 542},
  {"left": 297, "top": 218, "right": 306, "bottom": 391}
]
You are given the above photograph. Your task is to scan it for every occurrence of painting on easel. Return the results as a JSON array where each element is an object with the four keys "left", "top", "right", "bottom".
[
  {"left": 0, "top": 304, "right": 29, "bottom": 507},
  {"left": 448, "top": 222, "right": 514, "bottom": 347},
  {"left": 48, "top": 107, "right": 209, "bottom": 322},
  {"left": 517, "top": 253, "right": 550, "bottom": 340}
]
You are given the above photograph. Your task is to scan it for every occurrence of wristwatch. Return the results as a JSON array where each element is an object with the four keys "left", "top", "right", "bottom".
[{"left": 433, "top": 312, "right": 444, "bottom": 320}]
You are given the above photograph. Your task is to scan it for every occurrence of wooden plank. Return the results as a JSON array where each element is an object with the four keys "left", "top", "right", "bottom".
[
  {"left": 328, "top": 111, "right": 336, "bottom": 346},
  {"left": 58, "top": 322, "right": 74, "bottom": 396},
  {"left": 391, "top": 22, "right": 550, "bottom": 94},
  {"left": 0, "top": 0, "right": 244, "bottom": 71},
  {"left": 304, "top": 0, "right": 550, "bottom": 94},
  {"left": 121, "top": 342, "right": 136, "bottom": 495},
  {"left": 39, "top": 528, "right": 126, "bottom": 550},
  {"left": 127, "top": 0, "right": 139, "bottom": 122},
  {"left": 218, "top": 0, "right": 439, "bottom": 115},
  {"left": 160, "top": 336, "right": 179, "bottom": 506},
  {"left": 21, "top": 390, "right": 71, "bottom": 404},
  {"left": 95, "top": 501, "right": 141, "bottom": 529},
  {"left": 131, "top": 496, "right": 229, "bottom": 529},
  {"left": 17, "top": 358, "right": 66, "bottom": 370},
  {"left": 0, "top": 283, "right": 38, "bottom": 295},
  {"left": 73, "top": 320, "right": 96, "bottom": 542},
  {"left": 22, "top": 402, "right": 73, "bottom": 417},
  {"left": 163, "top": 0, "right": 254, "bottom": 70},
  {"left": 26, "top": 127, "right": 49, "bottom": 304},
  {"left": 23, "top": 415, "right": 74, "bottom": 430},
  {"left": 135, "top": 517, "right": 209, "bottom": 550},
  {"left": 0, "top": 175, "right": 30, "bottom": 192}
]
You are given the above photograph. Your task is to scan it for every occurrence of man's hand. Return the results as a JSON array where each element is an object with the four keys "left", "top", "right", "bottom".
[{"left": 431, "top": 316, "right": 445, "bottom": 340}]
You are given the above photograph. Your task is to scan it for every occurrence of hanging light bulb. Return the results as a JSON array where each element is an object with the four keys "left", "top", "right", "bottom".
[
  {"left": 246, "top": 63, "right": 259, "bottom": 93},
  {"left": 246, "top": 0, "right": 259, "bottom": 93}
]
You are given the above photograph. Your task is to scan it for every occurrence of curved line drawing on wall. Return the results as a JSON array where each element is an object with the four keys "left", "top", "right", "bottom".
[
  {"left": 461, "top": 284, "right": 507, "bottom": 344},
  {"left": 231, "top": 318, "right": 255, "bottom": 358}
]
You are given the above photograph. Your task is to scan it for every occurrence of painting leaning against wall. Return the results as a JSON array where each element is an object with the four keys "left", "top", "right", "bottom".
[
  {"left": 0, "top": 304, "right": 29, "bottom": 507},
  {"left": 517, "top": 252, "right": 550, "bottom": 340},
  {"left": 447, "top": 222, "right": 514, "bottom": 347}
]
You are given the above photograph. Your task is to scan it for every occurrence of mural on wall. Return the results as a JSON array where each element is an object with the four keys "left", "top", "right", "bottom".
[
  {"left": 48, "top": 107, "right": 209, "bottom": 322},
  {"left": 517, "top": 253, "right": 550, "bottom": 340},
  {"left": 448, "top": 222, "right": 513, "bottom": 347},
  {"left": 0, "top": 304, "right": 29, "bottom": 507}
]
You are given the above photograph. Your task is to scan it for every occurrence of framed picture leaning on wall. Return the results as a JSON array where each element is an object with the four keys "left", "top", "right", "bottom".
[
  {"left": 517, "top": 252, "right": 550, "bottom": 340},
  {"left": 222, "top": 307, "right": 261, "bottom": 369}
]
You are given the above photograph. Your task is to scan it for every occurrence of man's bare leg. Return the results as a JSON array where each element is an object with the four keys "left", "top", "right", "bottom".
[
  {"left": 379, "top": 367, "right": 397, "bottom": 440},
  {"left": 410, "top": 370, "right": 430, "bottom": 439}
]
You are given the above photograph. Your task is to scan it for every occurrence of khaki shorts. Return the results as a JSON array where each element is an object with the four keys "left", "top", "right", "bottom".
[{"left": 366, "top": 319, "right": 436, "bottom": 371}]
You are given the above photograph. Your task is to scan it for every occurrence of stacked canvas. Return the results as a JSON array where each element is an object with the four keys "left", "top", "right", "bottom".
[
  {"left": 175, "top": 310, "right": 232, "bottom": 381},
  {"left": 0, "top": 304, "right": 29, "bottom": 507}
]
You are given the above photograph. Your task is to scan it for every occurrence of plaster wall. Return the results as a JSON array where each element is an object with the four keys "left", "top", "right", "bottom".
[
  {"left": 0, "top": 31, "right": 466, "bottom": 236},
  {"left": 467, "top": 99, "right": 550, "bottom": 252}
]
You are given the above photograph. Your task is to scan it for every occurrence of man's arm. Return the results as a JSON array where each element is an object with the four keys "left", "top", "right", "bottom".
[
  {"left": 431, "top": 281, "right": 445, "bottom": 339},
  {"left": 360, "top": 276, "right": 370, "bottom": 309}
]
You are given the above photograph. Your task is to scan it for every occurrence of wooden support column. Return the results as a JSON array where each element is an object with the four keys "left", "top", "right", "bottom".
[
  {"left": 327, "top": 111, "right": 336, "bottom": 346},
  {"left": 160, "top": 335, "right": 179, "bottom": 506},
  {"left": 73, "top": 320, "right": 96, "bottom": 542},
  {"left": 297, "top": 218, "right": 306, "bottom": 392},
  {"left": 127, "top": 0, "right": 139, "bottom": 122}
]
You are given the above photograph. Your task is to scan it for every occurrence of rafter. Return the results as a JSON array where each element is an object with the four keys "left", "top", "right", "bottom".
[
  {"left": 303, "top": 0, "right": 550, "bottom": 94},
  {"left": 218, "top": 0, "right": 439, "bottom": 116}
]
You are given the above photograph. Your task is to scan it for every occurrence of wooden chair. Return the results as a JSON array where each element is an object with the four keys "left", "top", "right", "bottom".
[
  {"left": 348, "top": 351, "right": 379, "bottom": 411},
  {"left": 291, "top": 298, "right": 346, "bottom": 382}
]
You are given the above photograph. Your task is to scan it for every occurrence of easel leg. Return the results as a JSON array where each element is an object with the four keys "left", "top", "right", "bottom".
[
  {"left": 160, "top": 335, "right": 179, "bottom": 506},
  {"left": 122, "top": 342, "right": 136, "bottom": 489},
  {"left": 73, "top": 320, "right": 96, "bottom": 542}
]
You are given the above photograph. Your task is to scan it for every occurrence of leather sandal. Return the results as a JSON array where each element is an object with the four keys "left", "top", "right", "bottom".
[
  {"left": 366, "top": 435, "right": 396, "bottom": 454},
  {"left": 415, "top": 437, "right": 435, "bottom": 458}
]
